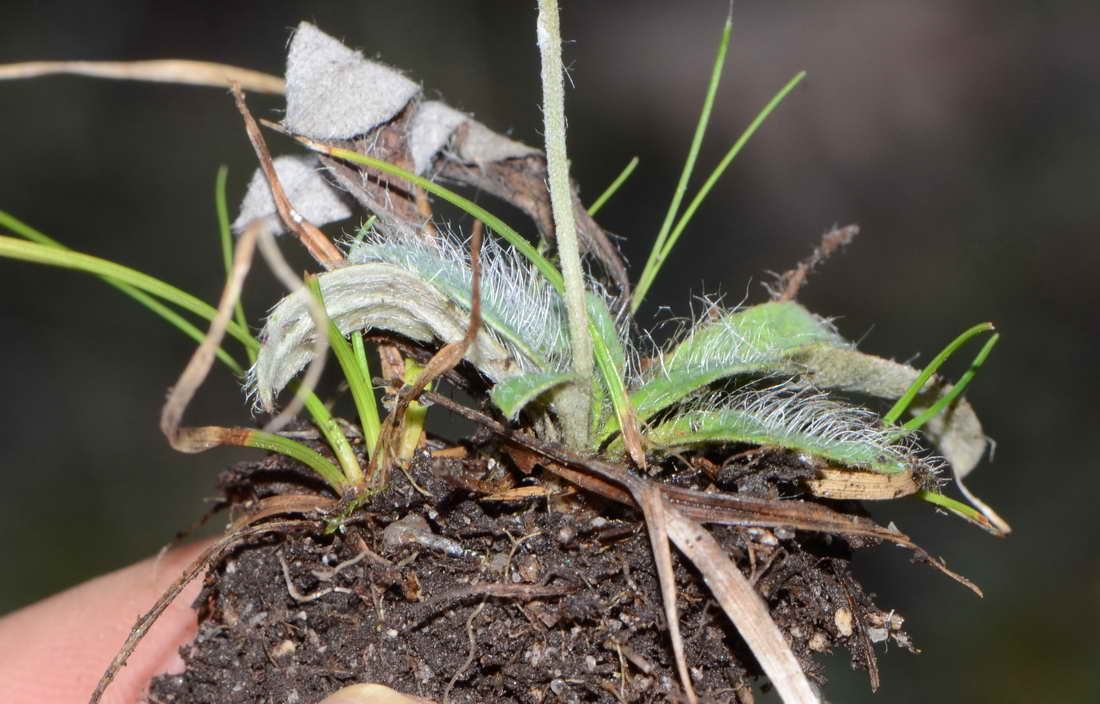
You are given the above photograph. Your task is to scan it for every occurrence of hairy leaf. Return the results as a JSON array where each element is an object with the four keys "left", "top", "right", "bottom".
[
  {"left": 619, "top": 301, "right": 846, "bottom": 435},
  {"left": 645, "top": 387, "right": 917, "bottom": 475},
  {"left": 251, "top": 263, "right": 523, "bottom": 410}
]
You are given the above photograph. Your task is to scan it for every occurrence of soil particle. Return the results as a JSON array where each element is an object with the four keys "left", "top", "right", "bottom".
[{"left": 150, "top": 447, "right": 915, "bottom": 703}]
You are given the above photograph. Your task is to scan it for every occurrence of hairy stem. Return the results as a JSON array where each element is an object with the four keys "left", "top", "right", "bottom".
[{"left": 537, "top": 0, "right": 592, "bottom": 448}]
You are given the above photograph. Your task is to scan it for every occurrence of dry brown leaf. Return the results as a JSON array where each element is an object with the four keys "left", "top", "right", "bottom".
[{"left": 804, "top": 466, "right": 919, "bottom": 500}]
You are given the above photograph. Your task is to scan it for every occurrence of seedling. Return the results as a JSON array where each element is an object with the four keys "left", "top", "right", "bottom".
[{"left": 0, "top": 7, "right": 1006, "bottom": 704}]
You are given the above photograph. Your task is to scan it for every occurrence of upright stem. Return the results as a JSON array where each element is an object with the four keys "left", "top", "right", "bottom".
[{"left": 537, "top": 0, "right": 592, "bottom": 447}]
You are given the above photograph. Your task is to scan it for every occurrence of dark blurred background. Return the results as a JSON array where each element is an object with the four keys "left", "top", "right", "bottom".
[{"left": 1, "top": 2, "right": 1096, "bottom": 702}]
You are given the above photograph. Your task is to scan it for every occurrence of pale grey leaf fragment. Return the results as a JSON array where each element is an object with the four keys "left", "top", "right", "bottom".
[
  {"left": 233, "top": 154, "right": 351, "bottom": 234},
  {"left": 284, "top": 22, "right": 420, "bottom": 139},
  {"left": 408, "top": 101, "right": 467, "bottom": 175},
  {"left": 408, "top": 100, "right": 540, "bottom": 174},
  {"left": 455, "top": 120, "right": 540, "bottom": 165}
]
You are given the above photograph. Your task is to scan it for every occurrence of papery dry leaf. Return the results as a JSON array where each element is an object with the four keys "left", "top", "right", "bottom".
[{"left": 234, "top": 154, "right": 352, "bottom": 234}]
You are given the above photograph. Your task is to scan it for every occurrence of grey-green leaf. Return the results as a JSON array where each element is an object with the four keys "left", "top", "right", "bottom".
[{"left": 251, "top": 262, "right": 524, "bottom": 411}]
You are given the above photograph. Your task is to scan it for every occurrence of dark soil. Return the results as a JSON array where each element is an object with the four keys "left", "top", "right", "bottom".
[{"left": 149, "top": 442, "right": 915, "bottom": 704}]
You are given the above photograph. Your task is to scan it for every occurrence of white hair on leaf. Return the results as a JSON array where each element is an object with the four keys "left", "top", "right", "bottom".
[
  {"left": 648, "top": 380, "right": 944, "bottom": 478},
  {"left": 348, "top": 227, "right": 572, "bottom": 371}
]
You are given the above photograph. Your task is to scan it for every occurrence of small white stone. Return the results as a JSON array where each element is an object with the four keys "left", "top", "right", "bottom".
[
  {"left": 867, "top": 626, "right": 889, "bottom": 643},
  {"left": 834, "top": 607, "right": 853, "bottom": 637}
]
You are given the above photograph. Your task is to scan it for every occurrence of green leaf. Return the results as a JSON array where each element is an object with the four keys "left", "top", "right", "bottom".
[
  {"left": 585, "top": 292, "right": 647, "bottom": 463},
  {"left": 618, "top": 301, "right": 844, "bottom": 437},
  {"left": 644, "top": 393, "right": 911, "bottom": 474},
  {"left": 351, "top": 235, "right": 565, "bottom": 370},
  {"left": 491, "top": 370, "right": 576, "bottom": 421},
  {"left": 783, "top": 344, "right": 988, "bottom": 477},
  {"left": 307, "top": 276, "right": 380, "bottom": 466}
]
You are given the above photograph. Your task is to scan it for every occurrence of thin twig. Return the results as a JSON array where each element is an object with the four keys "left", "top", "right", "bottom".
[
  {"left": 160, "top": 219, "right": 259, "bottom": 451},
  {"left": 230, "top": 84, "right": 345, "bottom": 270},
  {"left": 231, "top": 83, "right": 336, "bottom": 431}
]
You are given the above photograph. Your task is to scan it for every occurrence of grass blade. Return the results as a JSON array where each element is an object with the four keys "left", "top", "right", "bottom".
[
  {"left": 916, "top": 489, "right": 1001, "bottom": 535},
  {"left": 0, "top": 230, "right": 256, "bottom": 351},
  {"left": 0, "top": 212, "right": 249, "bottom": 373},
  {"left": 586, "top": 156, "right": 639, "bottom": 216},
  {"left": 215, "top": 165, "right": 255, "bottom": 363},
  {"left": 632, "top": 16, "right": 733, "bottom": 314},
  {"left": 884, "top": 322, "right": 994, "bottom": 425},
  {"left": 307, "top": 276, "right": 381, "bottom": 468},
  {"left": 639, "top": 71, "right": 806, "bottom": 310},
  {"left": 244, "top": 429, "right": 348, "bottom": 492},
  {"left": 902, "top": 332, "right": 999, "bottom": 431}
]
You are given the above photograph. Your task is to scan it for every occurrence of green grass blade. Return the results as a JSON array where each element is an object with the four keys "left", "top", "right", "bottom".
[
  {"left": 915, "top": 489, "right": 1002, "bottom": 535},
  {"left": 350, "top": 331, "right": 381, "bottom": 451},
  {"left": 307, "top": 276, "right": 381, "bottom": 464},
  {"left": 638, "top": 71, "right": 806, "bottom": 311},
  {"left": 587, "top": 156, "right": 639, "bottom": 216},
  {"left": 298, "top": 385, "right": 363, "bottom": 486},
  {"left": 296, "top": 139, "right": 565, "bottom": 293},
  {"left": 244, "top": 429, "right": 348, "bottom": 492},
  {"left": 883, "top": 322, "right": 994, "bottom": 425},
  {"left": 0, "top": 229, "right": 257, "bottom": 351},
  {"left": 215, "top": 165, "right": 254, "bottom": 364},
  {"left": 0, "top": 212, "right": 247, "bottom": 374},
  {"left": 632, "top": 17, "right": 733, "bottom": 314},
  {"left": 901, "top": 332, "right": 1000, "bottom": 432}
]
